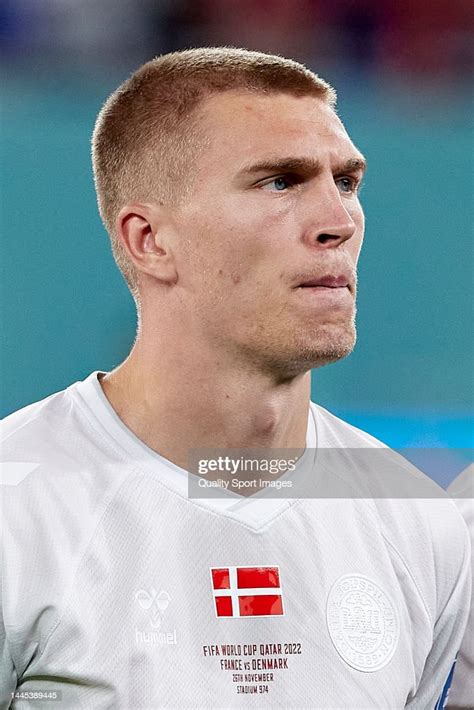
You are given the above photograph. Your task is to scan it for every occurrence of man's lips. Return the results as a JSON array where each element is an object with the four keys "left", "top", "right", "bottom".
[{"left": 298, "top": 275, "right": 351, "bottom": 290}]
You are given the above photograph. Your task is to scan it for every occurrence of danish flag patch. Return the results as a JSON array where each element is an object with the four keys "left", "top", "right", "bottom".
[{"left": 210, "top": 565, "right": 284, "bottom": 618}]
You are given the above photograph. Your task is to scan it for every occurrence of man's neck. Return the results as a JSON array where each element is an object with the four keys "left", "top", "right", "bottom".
[{"left": 100, "top": 339, "right": 312, "bottom": 472}]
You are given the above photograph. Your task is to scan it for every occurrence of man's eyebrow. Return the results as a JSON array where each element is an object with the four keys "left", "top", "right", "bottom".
[
  {"left": 336, "top": 157, "right": 367, "bottom": 174},
  {"left": 237, "top": 155, "right": 367, "bottom": 177}
]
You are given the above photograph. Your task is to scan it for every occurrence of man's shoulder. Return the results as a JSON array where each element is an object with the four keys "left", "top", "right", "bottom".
[
  {"left": 0, "top": 379, "right": 136, "bottom": 674},
  {"left": 0, "top": 376, "right": 135, "bottom": 600},
  {"left": 0, "top": 374, "right": 131, "bottom": 509},
  {"left": 446, "top": 467, "right": 474, "bottom": 708},
  {"left": 448, "top": 466, "right": 474, "bottom": 524},
  {"left": 2, "top": 381, "right": 97, "bottom": 486},
  {"left": 310, "top": 402, "right": 470, "bottom": 613},
  {"left": 1, "top": 373, "right": 120, "bottom": 474},
  {"left": 310, "top": 401, "right": 453, "bottom": 499},
  {"left": 1, "top": 384, "right": 74, "bottom": 457},
  {"left": 310, "top": 400, "right": 387, "bottom": 449}
]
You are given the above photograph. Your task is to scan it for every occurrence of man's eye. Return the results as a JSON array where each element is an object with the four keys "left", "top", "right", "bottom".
[
  {"left": 260, "top": 176, "right": 292, "bottom": 192},
  {"left": 336, "top": 177, "right": 358, "bottom": 194}
]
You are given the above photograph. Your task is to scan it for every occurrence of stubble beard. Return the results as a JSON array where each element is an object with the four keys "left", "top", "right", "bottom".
[
  {"left": 270, "top": 319, "right": 357, "bottom": 379},
  {"left": 295, "top": 320, "right": 357, "bottom": 369},
  {"left": 229, "top": 311, "right": 357, "bottom": 381}
]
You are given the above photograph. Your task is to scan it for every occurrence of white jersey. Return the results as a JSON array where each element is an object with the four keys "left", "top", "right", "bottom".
[
  {"left": 447, "top": 467, "right": 474, "bottom": 709},
  {"left": 0, "top": 372, "right": 471, "bottom": 709}
]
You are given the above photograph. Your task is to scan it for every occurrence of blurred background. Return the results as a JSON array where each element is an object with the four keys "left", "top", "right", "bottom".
[{"left": 1, "top": 0, "right": 473, "bottom": 453}]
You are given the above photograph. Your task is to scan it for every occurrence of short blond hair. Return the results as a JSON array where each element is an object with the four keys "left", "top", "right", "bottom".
[{"left": 91, "top": 47, "right": 336, "bottom": 298}]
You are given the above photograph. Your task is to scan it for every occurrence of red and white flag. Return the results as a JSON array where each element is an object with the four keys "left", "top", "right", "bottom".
[{"left": 210, "top": 565, "right": 284, "bottom": 618}]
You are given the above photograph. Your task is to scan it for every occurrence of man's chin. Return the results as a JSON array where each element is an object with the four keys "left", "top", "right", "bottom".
[
  {"left": 309, "top": 343, "right": 355, "bottom": 369},
  {"left": 278, "top": 323, "right": 357, "bottom": 375},
  {"left": 231, "top": 321, "right": 356, "bottom": 378}
]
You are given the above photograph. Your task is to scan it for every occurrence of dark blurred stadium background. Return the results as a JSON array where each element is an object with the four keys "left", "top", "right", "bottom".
[{"left": 1, "top": 0, "right": 473, "bottom": 451}]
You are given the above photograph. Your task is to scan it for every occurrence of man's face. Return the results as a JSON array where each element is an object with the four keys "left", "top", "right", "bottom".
[{"left": 172, "top": 91, "right": 366, "bottom": 377}]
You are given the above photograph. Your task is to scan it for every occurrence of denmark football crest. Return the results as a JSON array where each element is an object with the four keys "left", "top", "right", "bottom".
[{"left": 326, "top": 574, "right": 399, "bottom": 672}]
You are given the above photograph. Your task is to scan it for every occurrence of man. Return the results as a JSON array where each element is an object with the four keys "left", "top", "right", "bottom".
[
  {"left": 0, "top": 48, "right": 470, "bottom": 708},
  {"left": 447, "top": 467, "right": 474, "bottom": 708}
]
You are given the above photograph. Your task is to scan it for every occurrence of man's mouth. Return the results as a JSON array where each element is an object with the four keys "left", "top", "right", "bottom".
[{"left": 298, "top": 275, "right": 351, "bottom": 292}]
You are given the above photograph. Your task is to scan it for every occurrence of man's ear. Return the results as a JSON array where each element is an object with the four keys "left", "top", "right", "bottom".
[{"left": 116, "top": 203, "right": 178, "bottom": 285}]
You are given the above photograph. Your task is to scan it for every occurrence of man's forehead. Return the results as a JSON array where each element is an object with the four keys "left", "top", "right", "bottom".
[
  {"left": 196, "top": 90, "right": 360, "bottom": 166},
  {"left": 199, "top": 89, "right": 341, "bottom": 128}
]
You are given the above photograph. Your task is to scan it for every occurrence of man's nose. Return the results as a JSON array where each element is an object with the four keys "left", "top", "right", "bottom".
[{"left": 304, "top": 183, "right": 356, "bottom": 249}]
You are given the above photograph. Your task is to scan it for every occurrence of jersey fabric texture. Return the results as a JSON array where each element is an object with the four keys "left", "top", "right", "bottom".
[
  {"left": 0, "top": 372, "right": 471, "bottom": 710},
  {"left": 446, "top": 467, "right": 474, "bottom": 709}
]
